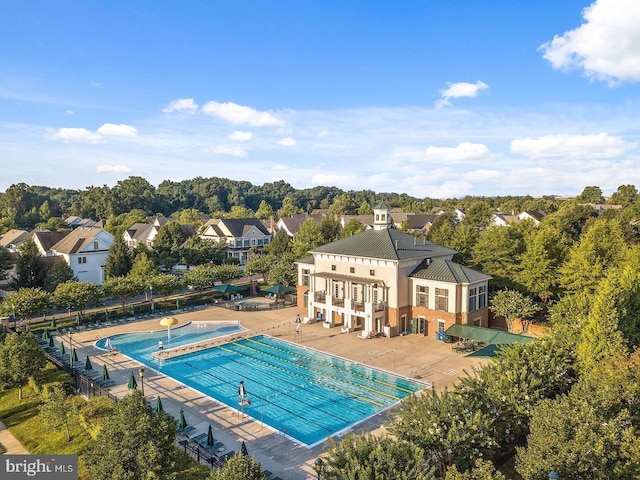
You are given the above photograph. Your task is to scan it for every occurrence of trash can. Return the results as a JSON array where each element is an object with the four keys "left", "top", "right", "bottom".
[{"left": 437, "top": 331, "right": 445, "bottom": 341}]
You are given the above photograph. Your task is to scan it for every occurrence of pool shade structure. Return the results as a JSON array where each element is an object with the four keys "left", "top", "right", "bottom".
[
  {"left": 48, "top": 336, "right": 54, "bottom": 348},
  {"left": 261, "top": 284, "right": 296, "bottom": 299},
  {"left": 59, "top": 341, "right": 65, "bottom": 355},
  {"left": 128, "top": 371, "right": 137, "bottom": 390},
  {"left": 101, "top": 365, "right": 110, "bottom": 381},
  {"left": 151, "top": 301, "right": 156, "bottom": 314},
  {"left": 207, "top": 425, "right": 214, "bottom": 446},
  {"left": 71, "top": 348, "right": 78, "bottom": 363},
  {"left": 50, "top": 318, "right": 57, "bottom": 329},
  {"left": 213, "top": 284, "right": 243, "bottom": 300},
  {"left": 159, "top": 317, "right": 179, "bottom": 340},
  {"left": 176, "top": 298, "right": 181, "bottom": 309},
  {"left": 85, "top": 356, "right": 93, "bottom": 371},
  {"left": 76, "top": 313, "right": 82, "bottom": 325},
  {"left": 177, "top": 408, "right": 187, "bottom": 431},
  {"left": 155, "top": 396, "right": 163, "bottom": 413}
]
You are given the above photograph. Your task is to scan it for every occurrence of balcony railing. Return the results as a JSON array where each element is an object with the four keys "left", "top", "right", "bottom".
[
  {"left": 332, "top": 297, "right": 345, "bottom": 307},
  {"left": 374, "top": 302, "right": 386, "bottom": 312},
  {"left": 352, "top": 301, "right": 365, "bottom": 312},
  {"left": 314, "top": 293, "right": 326, "bottom": 303}
]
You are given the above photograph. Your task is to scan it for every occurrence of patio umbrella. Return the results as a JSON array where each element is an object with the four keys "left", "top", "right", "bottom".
[
  {"left": 104, "top": 309, "right": 110, "bottom": 321},
  {"left": 155, "top": 396, "right": 163, "bottom": 413},
  {"left": 177, "top": 408, "right": 187, "bottom": 430},
  {"left": 42, "top": 328, "right": 50, "bottom": 340},
  {"left": 85, "top": 356, "right": 93, "bottom": 371},
  {"left": 127, "top": 371, "right": 137, "bottom": 390},
  {"left": 75, "top": 313, "right": 82, "bottom": 325},
  {"left": 59, "top": 341, "right": 65, "bottom": 355},
  {"left": 48, "top": 336, "right": 54, "bottom": 348},
  {"left": 207, "top": 425, "right": 214, "bottom": 446},
  {"left": 71, "top": 348, "right": 78, "bottom": 363},
  {"left": 130, "top": 305, "right": 135, "bottom": 316},
  {"left": 159, "top": 317, "right": 178, "bottom": 340},
  {"left": 261, "top": 284, "right": 296, "bottom": 300},
  {"left": 176, "top": 298, "right": 181, "bottom": 309},
  {"left": 151, "top": 301, "right": 156, "bottom": 314},
  {"left": 240, "top": 440, "right": 248, "bottom": 456},
  {"left": 50, "top": 318, "right": 57, "bottom": 329},
  {"left": 102, "top": 364, "right": 110, "bottom": 381}
]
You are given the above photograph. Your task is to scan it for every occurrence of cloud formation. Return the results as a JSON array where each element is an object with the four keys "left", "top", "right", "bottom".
[
  {"left": 540, "top": 0, "right": 640, "bottom": 84},
  {"left": 277, "top": 137, "right": 296, "bottom": 146},
  {"left": 49, "top": 123, "right": 138, "bottom": 143},
  {"left": 436, "top": 81, "right": 489, "bottom": 108},
  {"left": 163, "top": 98, "right": 199, "bottom": 114},
  {"left": 209, "top": 145, "right": 247, "bottom": 157},
  {"left": 96, "top": 123, "right": 138, "bottom": 137},
  {"left": 228, "top": 131, "right": 253, "bottom": 141},
  {"left": 202, "top": 101, "right": 284, "bottom": 126},
  {"left": 424, "top": 142, "right": 490, "bottom": 163},
  {"left": 96, "top": 164, "right": 133, "bottom": 173},
  {"left": 510, "top": 132, "right": 637, "bottom": 159}
]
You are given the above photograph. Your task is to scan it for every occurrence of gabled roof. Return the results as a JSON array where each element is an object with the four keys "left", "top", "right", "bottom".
[
  {"left": 0, "top": 229, "right": 29, "bottom": 248},
  {"left": 277, "top": 214, "right": 323, "bottom": 236},
  {"left": 31, "top": 230, "right": 70, "bottom": 252},
  {"left": 519, "top": 210, "right": 547, "bottom": 222},
  {"left": 51, "top": 227, "right": 110, "bottom": 255},
  {"left": 310, "top": 228, "right": 457, "bottom": 261},
  {"left": 217, "top": 218, "right": 270, "bottom": 237},
  {"left": 402, "top": 214, "right": 439, "bottom": 230},
  {"left": 125, "top": 223, "right": 156, "bottom": 241},
  {"left": 409, "top": 258, "right": 492, "bottom": 283}
]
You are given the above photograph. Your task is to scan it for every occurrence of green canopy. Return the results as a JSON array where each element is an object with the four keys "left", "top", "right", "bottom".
[
  {"left": 240, "top": 440, "right": 248, "bottom": 456},
  {"left": 213, "top": 284, "right": 243, "bottom": 294},
  {"left": 207, "top": 425, "right": 214, "bottom": 446},
  {"left": 444, "top": 324, "right": 534, "bottom": 345},
  {"left": 261, "top": 284, "right": 296, "bottom": 295},
  {"left": 85, "top": 356, "right": 93, "bottom": 370},
  {"left": 71, "top": 348, "right": 78, "bottom": 363},
  {"left": 75, "top": 313, "right": 82, "bottom": 325},
  {"left": 48, "top": 336, "right": 54, "bottom": 348},
  {"left": 50, "top": 318, "right": 57, "bottom": 328},
  {"left": 102, "top": 364, "right": 110, "bottom": 381},
  {"left": 176, "top": 298, "right": 181, "bottom": 309},
  {"left": 42, "top": 328, "right": 50, "bottom": 340},
  {"left": 59, "top": 341, "right": 65, "bottom": 355},
  {"left": 127, "top": 371, "right": 138, "bottom": 390},
  {"left": 177, "top": 408, "right": 187, "bottom": 430},
  {"left": 130, "top": 305, "right": 135, "bottom": 316},
  {"left": 155, "top": 396, "right": 163, "bottom": 413}
]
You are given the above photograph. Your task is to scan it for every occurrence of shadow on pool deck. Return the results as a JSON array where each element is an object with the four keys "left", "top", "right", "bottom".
[{"left": 66, "top": 303, "right": 489, "bottom": 479}]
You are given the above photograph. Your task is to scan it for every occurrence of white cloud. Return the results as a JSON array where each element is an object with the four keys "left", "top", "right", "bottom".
[
  {"left": 65, "top": 109, "right": 74, "bottom": 116},
  {"left": 202, "top": 101, "right": 284, "bottom": 126},
  {"left": 162, "top": 98, "right": 198, "bottom": 114},
  {"left": 48, "top": 127, "right": 101, "bottom": 143},
  {"left": 510, "top": 132, "right": 636, "bottom": 159},
  {"left": 436, "top": 81, "right": 489, "bottom": 108},
  {"left": 540, "top": 0, "right": 640, "bottom": 84},
  {"left": 228, "top": 131, "right": 253, "bottom": 141},
  {"left": 96, "top": 123, "right": 138, "bottom": 137},
  {"left": 424, "top": 142, "right": 490, "bottom": 163},
  {"left": 96, "top": 164, "right": 133, "bottom": 174},
  {"left": 210, "top": 145, "right": 247, "bottom": 157},
  {"left": 277, "top": 137, "right": 296, "bottom": 146},
  {"left": 90, "top": 81, "right": 101, "bottom": 87},
  {"left": 311, "top": 173, "right": 359, "bottom": 188}
]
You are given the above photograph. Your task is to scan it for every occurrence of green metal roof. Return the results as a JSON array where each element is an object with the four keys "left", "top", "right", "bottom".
[
  {"left": 310, "top": 228, "right": 457, "bottom": 261},
  {"left": 444, "top": 324, "right": 533, "bottom": 345},
  {"left": 410, "top": 258, "right": 492, "bottom": 284}
]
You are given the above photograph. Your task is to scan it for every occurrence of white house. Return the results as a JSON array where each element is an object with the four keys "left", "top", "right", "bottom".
[
  {"left": 200, "top": 218, "right": 271, "bottom": 265},
  {"left": 50, "top": 227, "right": 114, "bottom": 284}
]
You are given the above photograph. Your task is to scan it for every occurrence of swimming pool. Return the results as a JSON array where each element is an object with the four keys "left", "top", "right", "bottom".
[{"left": 96, "top": 324, "right": 427, "bottom": 446}]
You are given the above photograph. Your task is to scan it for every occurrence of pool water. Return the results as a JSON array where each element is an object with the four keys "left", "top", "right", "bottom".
[{"left": 96, "top": 324, "right": 426, "bottom": 446}]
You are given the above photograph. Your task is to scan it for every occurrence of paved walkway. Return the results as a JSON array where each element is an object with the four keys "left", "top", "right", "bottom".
[
  {"left": 0, "top": 420, "right": 29, "bottom": 454},
  {"left": 59, "top": 303, "right": 489, "bottom": 479}
]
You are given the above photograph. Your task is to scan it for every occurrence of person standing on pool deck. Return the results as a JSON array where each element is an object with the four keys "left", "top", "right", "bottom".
[
  {"left": 158, "top": 339, "right": 163, "bottom": 351},
  {"left": 295, "top": 314, "right": 301, "bottom": 324}
]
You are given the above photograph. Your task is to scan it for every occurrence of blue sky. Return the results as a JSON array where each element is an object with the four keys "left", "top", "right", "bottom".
[{"left": 2, "top": 0, "right": 640, "bottom": 198}]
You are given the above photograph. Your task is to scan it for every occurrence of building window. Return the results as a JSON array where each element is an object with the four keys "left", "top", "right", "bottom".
[
  {"left": 435, "top": 288, "right": 449, "bottom": 312},
  {"left": 333, "top": 282, "right": 340, "bottom": 298},
  {"left": 302, "top": 269, "right": 310, "bottom": 287},
  {"left": 93, "top": 241, "right": 99, "bottom": 250},
  {"left": 78, "top": 256, "right": 87, "bottom": 264},
  {"left": 416, "top": 285, "right": 428, "bottom": 308},
  {"left": 251, "top": 238, "right": 256, "bottom": 246},
  {"left": 331, "top": 265, "right": 336, "bottom": 271},
  {"left": 352, "top": 285, "right": 357, "bottom": 301},
  {"left": 468, "top": 287, "right": 477, "bottom": 312},
  {"left": 369, "top": 269, "right": 375, "bottom": 276},
  {"left": 478, "top": 286, "right": 487, "bottom": 308},
  {"left": 350, "top": 267, "right": 355, "bottom": 273},
  {"left": 373, "top": 289, "right": 378, "bottom": 304}
]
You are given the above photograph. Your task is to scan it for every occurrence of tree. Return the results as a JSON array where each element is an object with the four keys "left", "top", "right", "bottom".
[
  {"left": 322, "top": 433, "right": 435, "bottom": 480},
  {"left": 292, "top": 218, "right": 324, "bottom": 258},
  {"left": 213, "top": 264, "right": 244, "bottom": 284},
  {"left": 11, "top": 237, "right": 47, "bottom": 288},
  {"left": 609, "top": 184, "right": 638, "bottom": 207},
  {"left": 265, "top": 229, "right": 292, "bottom": 257},
  {"left": 104, "top": 208, "right": 148, "bottom": 238},
  {"left": 54, "top": 281, "right": 102, "bottom": 316},
  {"left": 103, "top": 277, "right": 144, "bottom": 311},
  {"left": 43, "top": 259, "right": 76, "bottom": 292},
  {"left": 244, "top": 255, "right": 276, "bottom": 283},
  {"left": 472, "top": 225, "right": 529, "bottom": 289},
  {"left": 426, "top": 212, "right": 457, "bottom": 247},
  {"left": 40, "top": 383, "right": 78, "bottom": 442},
  {"left": 389, "top": 389, "right": 495, "bottom": 478},
  {"left": 268, "top": 252, "right": 298, "bottom": 286},
  {"left": 577, "top": 185, "right": 604, "bottom": 203},
  {"left": 226, "top": 205, "right": 255, "bottom": 218},
  {"left": 255, "top": 200, "right": 275, "bottom": 220},
  {"left": 489, "top": 289, "right": 540, "bottom": 333},
  {"left": 0, "top": 245, "right": 13, "bottom": 281},
  {"left": 320, "top": 214, "right": 341, "bottom": 243},
  {"left": 172, "top": 208, "right": 205, "bottom": 228},
  {"left": 183, "top": 265, "right": 217, "bottom": 291},
  {"left": 111, "top": 176, "right": 157, "bottom": 215},
  {"left": 447, "top": 459, "right": 506, "bottom": 480},
  {"left": 105, "top": 235, "right": 132, "bottom": 278},
  {"left": 181, "top": 236, "right": 225, "bottom": 266},
  {"left": 207, "top": 452, "right": 265, "bottom": 480},
  {"left": 149, "top": 274, "right": 182, "bottom": 298},
  {"left": 0, "top": 333, "right": 46, "bottom": 400},
  {"left": 128, "top": 252, "right": 159, "bottom": 280},
  {"left": 154, "top": 221, "right": 187, "bottom": 268},
  {"left": 84, "top": 391, "right": 179, "bottom": 480},
  {"left": 278, "top": 195, "right": 303, "bottom": 218},
  {"left": 0, "top": 288, "right": 51, "bottom": 328}
]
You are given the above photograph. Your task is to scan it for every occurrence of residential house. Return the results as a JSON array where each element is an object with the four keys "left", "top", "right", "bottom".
[
  {"left": 297, "top": 202, "right": 491, "bottom": 339},
  {"left": 276, "top": 214, "right": 324, "bottom": 240},
  {"left": 123, "top": 216, "right": 174, "bottom": 249},
  {"left": 0, "top": 229, "right": 29, "bottom": 253},
  {"left": 31, "top": 230, "right": 71, "bottom": 256},
  {"left": 517, "top": 210, "right": 547, "bottom": 225},
  {"left": 490, "top": 213, "right": 520, "bottom": 227},
  {"left": 63, "top": 216, "right": 102, "bottom": 229},
  {"left": 200, "top": 218, "right": 271, "bottom": 265},
  {"left": 50, "top": 227, "right": 114, "bottom": 284}
]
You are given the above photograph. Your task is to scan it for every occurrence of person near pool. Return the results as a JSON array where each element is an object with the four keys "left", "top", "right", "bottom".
[
  {"left": 158, "top": 339, "right": 163, "bottom": 351},
  {"left": 295, "top": 313, "right": 301, "bottom": 324}
]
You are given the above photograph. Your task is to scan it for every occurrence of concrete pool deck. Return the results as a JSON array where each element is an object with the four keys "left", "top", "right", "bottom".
[{"left": 64, "top": 303, "right": 489, "bottom": 479}]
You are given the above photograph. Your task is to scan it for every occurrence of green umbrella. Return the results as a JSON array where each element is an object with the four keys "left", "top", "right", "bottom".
[
  {"left": 127, "top": 371, "right": 138, "bottom": 390},
  {"left": 42, "top": 328, "right": 50, "bottom": 340},
  {"left": 48, "top": 336, "right": 54, "bottom": 348},
  {"left": 130, "top": 305, "right": 135, "bottom": 316},
  {"left": 207, "top": 425, "right": 214, "bottom": 446},
  {"left": 102, "top": 364, "right": 110, "bottom": 381},
  {"left": 177, "top": 408, "right": 187, "bottom": 430},
  {"left": 176, "top": 298, "right": 181, "bottom": 309},
  {"left": 155, "top": 396, "right": 163, "bottom": 413},
  {"left": 51, "top": 318, "right": 57, "bottom": 329},
  {"left": 59, "top": 341, "right": 65, "bottom": 355},
  {"left": 85, "top": 356, "right": 93, "bottom": 370},
  {"left": 75, "top": 313, "right": 82, "bottom": 325},
  {"left": 104, "top": 309, "right": 109, "bottom": 321},
  {"left": 71, "top": 348, "right": 78, "bottom": 363},
  {"left": 151, "top": 301, "right": 156, "bottom": 313},
  {"left": 240, "top": 440, "right": 248, "bottom": 456}
]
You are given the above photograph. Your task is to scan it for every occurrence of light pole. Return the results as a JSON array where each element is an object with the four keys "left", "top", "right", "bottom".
[
  {"left": 314, "top": 458, "right": 323, "bottom": 480},
  {"left": 139, "top": 367, "right": 145, "bottom": 396}
]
